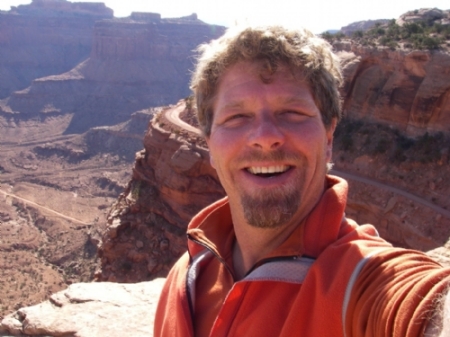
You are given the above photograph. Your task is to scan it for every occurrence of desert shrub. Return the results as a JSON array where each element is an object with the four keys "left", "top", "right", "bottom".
[
  {"left": 404, "top": 23, "right": 424, "bottom": 36},
  {"left": 395, "top": 134, "right": 414, "bottom": 151},
  {"left": 341, "top": 134, "right": 354, "bottom": 151},
  {"left": 321, "top": 31, "right": 345, "bottom": 43},
  {"left": 353, "top": 30, "right": 364, "bottom": 38},
  {"left": 372, "top": 138, "right": 391, "bottom": 154},
  {"left": 321, "top": 31, "right": 333, "bottom": 42},
  {"left": 334, "top": 119, "right": 363, "bottom": 152},
  {"left": 422, "top": 36, "right": 441, "bottom": 49},
  {"left": 414, "top": 132, "right": 444, "bottom": 163},
  {"left": 350, "top": 17, "right": 445, "bottom": 50}
]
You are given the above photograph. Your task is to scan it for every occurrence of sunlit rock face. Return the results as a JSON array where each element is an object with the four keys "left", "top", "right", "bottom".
[
  {"left": 96, "top": 102, "right": 225, "bottom": 283},
  {"left": 337, "top": 44, "right": 450, "bottom": 136}
]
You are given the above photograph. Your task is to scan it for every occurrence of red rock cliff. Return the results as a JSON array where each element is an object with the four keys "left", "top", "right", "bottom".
[
  {"left": 337, "top": 43, "right": 450, "bottom": 136},
  {"left": 96, "top": 101, "right": 225, "bottom": 282}
]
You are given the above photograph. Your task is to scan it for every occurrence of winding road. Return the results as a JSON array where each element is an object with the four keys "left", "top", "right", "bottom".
[
  {"left": 1, "top": 103, "right": 447, "bottom": 226},
  {"left": 331, "top": 170, "right": 450, "bottom": 219}
]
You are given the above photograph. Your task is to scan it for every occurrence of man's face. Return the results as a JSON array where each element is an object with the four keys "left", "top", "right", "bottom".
[{"left": 206, "top": 61, "right": 335, "bottom": 229}]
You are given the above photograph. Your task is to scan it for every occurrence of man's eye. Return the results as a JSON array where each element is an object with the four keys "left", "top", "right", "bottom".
[
  {"left": 228, "top": 114, "right": 246, "bottom": 120},
  {"left": 284, "top": 110, "right": 302, "bottom": 115},
  {"left": 224, "top": 114, "right": 248, "bottom": 123},
  {"left": 280, "top": 110, "right": 308, "bottom": 120}
]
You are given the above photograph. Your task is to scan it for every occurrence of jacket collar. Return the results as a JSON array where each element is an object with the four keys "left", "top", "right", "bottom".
[{"left": 187, "top": 175, "right": 349, "bottom": 262}]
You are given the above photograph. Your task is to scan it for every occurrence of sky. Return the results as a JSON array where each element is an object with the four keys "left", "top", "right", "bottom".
[{"left": 0, "top": 0, "right": 449, "bottom": 33}]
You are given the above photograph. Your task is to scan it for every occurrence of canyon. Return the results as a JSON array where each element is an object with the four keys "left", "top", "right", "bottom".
[
  {"left": 0, "top": 2, "right": 449, "bottom": 336},
  {"left": 0, "top": 0, "right": 225, "bottom": 328},
  {"left": 0, "top": 1, "right": 225, "bottom": 133}
]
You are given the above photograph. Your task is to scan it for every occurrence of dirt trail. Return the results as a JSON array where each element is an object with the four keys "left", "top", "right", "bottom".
[
  {"left": 0, "top": 189, "right": 91, "bottom": 225},
  {"left": 165, "top": 103, "right": 201, "bottom": 135},
  {"left": 331, "top": 170, "right": 450, "bottom": 219}
]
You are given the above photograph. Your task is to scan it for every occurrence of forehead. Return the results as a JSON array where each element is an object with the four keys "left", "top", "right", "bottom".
[
  {"left": 213, "top": 60, "right": 316, "bottom": 110},
  {"left": 221, "top": 60, "right": 304, "bottom": 86}
]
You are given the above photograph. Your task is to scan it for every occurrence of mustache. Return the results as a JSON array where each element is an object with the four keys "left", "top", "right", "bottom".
[{"left": 235, "top": 150, "right": 303, "bottom": 164}]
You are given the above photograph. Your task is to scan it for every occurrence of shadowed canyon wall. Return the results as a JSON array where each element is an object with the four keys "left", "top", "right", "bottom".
[
  {"left": 0, "top": 0, "right": 113, "bottom": 99},
  {"left": 0, "top": 2, "right": 225, "bottom": 133}
]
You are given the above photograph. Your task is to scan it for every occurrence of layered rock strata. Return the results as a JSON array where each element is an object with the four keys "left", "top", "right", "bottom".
[
  {"left": 0, "top": 0, "right": 113, "bottom": 99},
  {"left": 337, "top": 44, "right": 450, "bottom": 136},
  {"left": 96, "top": 101, "right": 225, "bottom": 282},
  {"left": 1, "top": 11, "right": 225, "bottom": 133}
]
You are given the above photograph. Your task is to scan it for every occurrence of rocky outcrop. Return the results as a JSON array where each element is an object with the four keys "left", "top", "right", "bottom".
[
  {"left": 95, "top": 100, "right": 225, "bottom": 283},
  {"left": 84, "top": 108, "right": 157, "bottom": 162},
  {"left": 1, "top": 12, "right": 225, "bottom": 133},
  {"left": 340, "top": 19, "right": 391, "bottom": 36},
  {"left": 337, "top": 44, "right": 450, "bottom": 136},
  {"left": 0, "top": 278, "right": 165, "bottom": 337},
  {"left": 11, "top": 0, "right": 113, "bottom": 17},
  {"left": 0, "top": 0, "right": 113, "bottom": 99},
  {"left": 396, "top": 8, "right": 450, "bottom": 26}
]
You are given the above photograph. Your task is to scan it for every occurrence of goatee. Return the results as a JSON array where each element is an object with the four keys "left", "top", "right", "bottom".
[
  {"left": 237, "top": 150, "right": 304, "bottom": 229},
  {"left": 241, "top": 184, "right": 301, "bottom": 228}
]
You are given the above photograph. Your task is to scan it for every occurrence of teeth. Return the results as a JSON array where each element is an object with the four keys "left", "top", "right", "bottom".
[{"left": 248, "top": 165, "right": 289, "bottom": 175}]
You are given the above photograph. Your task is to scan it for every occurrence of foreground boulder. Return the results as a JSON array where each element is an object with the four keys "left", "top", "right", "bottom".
[{"left": 0, "top": 278, "right": 165, "bottom": 337}]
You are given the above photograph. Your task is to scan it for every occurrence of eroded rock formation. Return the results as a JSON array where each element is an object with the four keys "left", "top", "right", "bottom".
[
  {"left": 337, "top": 44, "right": 450, "bottom": 136},
  {"left": 95, "top": 101, "right": 225, "bottom": 283},
  {"left": 396, "top": 8, "right": 450, "bottom": 26},
  {"left": 0, "top": 0, "right": 113, "bottom": 99},
  {"left": 0, "top": 2, "right": 225, "bottom": 133}
]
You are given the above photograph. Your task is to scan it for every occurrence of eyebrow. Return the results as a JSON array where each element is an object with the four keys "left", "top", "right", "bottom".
[
  {"left": 277, "top": 96, "right": 314, "bottom": 107},
  {"left": 217, "top": 94, "right": 317, "bottom": 114},
  {"left": 219, "top": 100, "right": 246, "bottom": 111}
]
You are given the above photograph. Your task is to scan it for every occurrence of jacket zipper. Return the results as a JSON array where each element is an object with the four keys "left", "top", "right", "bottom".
[{"left": 187, "top": 233, "right": 236, "bottom": 278}]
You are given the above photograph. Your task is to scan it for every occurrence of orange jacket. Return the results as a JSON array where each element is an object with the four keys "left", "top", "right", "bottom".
[{"left": 154, "top": 176, "right": 450, "bottom": 337}]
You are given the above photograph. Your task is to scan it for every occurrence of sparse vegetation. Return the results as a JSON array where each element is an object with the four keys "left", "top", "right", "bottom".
[
  {"left": 334, "top": 119, "right": 448, "bottom": 164},
  {"left": 321, "top": 17, "right": 450, "bottom": 50}
]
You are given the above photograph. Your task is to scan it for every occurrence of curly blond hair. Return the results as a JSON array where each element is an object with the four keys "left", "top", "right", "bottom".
[{"left": 191, "top": 25, "right": 343, "bottom": 136}]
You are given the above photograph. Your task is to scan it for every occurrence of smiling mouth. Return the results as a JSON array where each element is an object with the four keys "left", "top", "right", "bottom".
[{"left": 246, "top": 165, "right": 291, "bottom": 177}]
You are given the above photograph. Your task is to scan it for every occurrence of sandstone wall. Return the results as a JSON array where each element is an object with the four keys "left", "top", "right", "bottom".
[
  {"left": 2, "top": 15, "right": 225, "bottom": 133},
  {"left": 0, "top": 2, "right": 113, "bottom": 99},
  {"left": 337, "top": 43, "right": 450, "bottom": 136}
]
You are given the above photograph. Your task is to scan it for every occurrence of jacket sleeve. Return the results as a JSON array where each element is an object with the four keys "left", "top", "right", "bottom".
[{"left": 344, "top": 249, "right": 450, "bottom": 337}]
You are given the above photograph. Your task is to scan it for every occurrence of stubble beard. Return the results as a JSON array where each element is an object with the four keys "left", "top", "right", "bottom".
[
  {"left": 236, "top": 151, "right": 305, "bottom": 229},
  {"left": 241, "top": 181, "right": 302, "bottom": 229}
]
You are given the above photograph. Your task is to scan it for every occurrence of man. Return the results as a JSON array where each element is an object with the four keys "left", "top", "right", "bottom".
[{"left": 154, "top": 25, "right": 450, "bottom": 336}]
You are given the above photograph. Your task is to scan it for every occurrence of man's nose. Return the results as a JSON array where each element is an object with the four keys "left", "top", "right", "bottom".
[{"left": 248, "top": 115, "right": 285, "bottom": 151}]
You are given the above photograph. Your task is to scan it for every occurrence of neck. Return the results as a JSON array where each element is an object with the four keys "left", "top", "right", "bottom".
[
  {"left": 229, "top": 185, "right": 326, "bottom": 280},
  {"left": 231, "top": 213, "right": 301, "bottom": 280}
]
